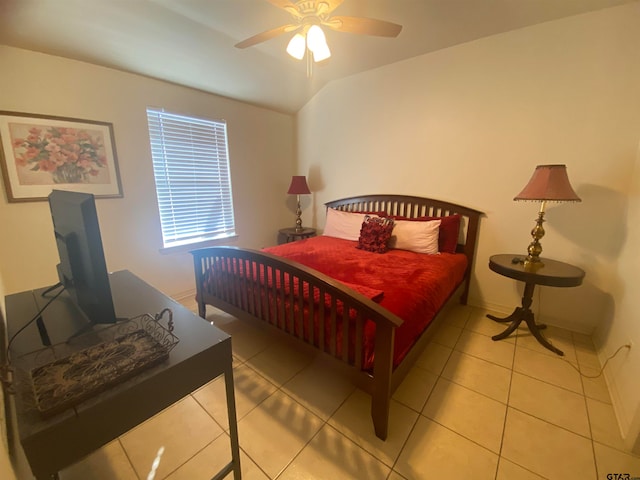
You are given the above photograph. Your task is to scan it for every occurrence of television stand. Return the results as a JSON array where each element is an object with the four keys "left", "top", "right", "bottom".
[{"left": 4, "top": 270, "right": 241, "bottom": 479}]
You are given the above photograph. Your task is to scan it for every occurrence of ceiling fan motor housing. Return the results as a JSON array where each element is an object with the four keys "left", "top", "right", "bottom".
[{"left": 285, "top": 1, "right": 331, "bottom": 21}]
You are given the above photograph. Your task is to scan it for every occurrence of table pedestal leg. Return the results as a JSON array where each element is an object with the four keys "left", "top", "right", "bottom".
[{"left": 486, "top": 282, "right": 564, "bottom": 356}]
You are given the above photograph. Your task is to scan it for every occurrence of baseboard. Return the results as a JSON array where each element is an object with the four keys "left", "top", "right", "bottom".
[
  {"left": 171, "top": 289, "right": 196, "bottom": 304},
  {"left": 599, "top": 343, "right": 640, "bottom": 453},
  {"left": 469, "top": 297, "right": 594, "bottom": 335},
  {"left": 467, "top": 297, "right": 512, "bottom": 316},
  {"left": 536, "top": 314, "right": 594, "bottom": 335},
  {"left": 603, "top": 358, "right": 633, "bottom": 444}
]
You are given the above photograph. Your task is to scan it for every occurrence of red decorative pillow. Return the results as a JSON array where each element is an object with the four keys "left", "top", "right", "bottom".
[
  {"left": 421, "top": 215, "right": 461, "bottom": 253},
  {"left": 357, "top": 216, "right": 395, "bottom": 253},
  {"left": 384, "top": 214, "right": 461, "bottom": 253}
]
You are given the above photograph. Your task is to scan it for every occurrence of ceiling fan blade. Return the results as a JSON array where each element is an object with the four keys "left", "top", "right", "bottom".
[
  {"left": 324, "top": 16, "right": 403, "bottom": 37},
  {"left": 235, "top": 24, "right": 298, "bottom": 49},
  {"left": 320, "top": 0, "right": 345, "bottom": 14},
  {"left": 265, "top": 0, "right": 302, "bottom": 17}
]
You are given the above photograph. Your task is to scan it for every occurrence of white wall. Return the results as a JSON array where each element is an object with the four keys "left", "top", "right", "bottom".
[
  {"left": 1, "top": 2, "right": 640, "bottom": 464},
  {"left": 0, "top": 45, "right": 295, "bottom": 477},
  {"left": 298, "top": 2, "right": 640, "bottom": 334},
  {"left": 298, "top": 1, "right": 640, "bottom": 444},
  {"left": 597, "top": 140, "right": 640, "bottom": 450},
  {"left": 0, "top": 46, "right": 295, "bottom": 297}
]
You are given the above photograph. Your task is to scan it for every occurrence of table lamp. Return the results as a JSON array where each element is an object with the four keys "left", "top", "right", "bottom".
[
  {"left": 514, "top": 164, "right": 581, "bottom": 265},
  {"left": 287, "top": 175, "right": 311, "bottom": 232}
]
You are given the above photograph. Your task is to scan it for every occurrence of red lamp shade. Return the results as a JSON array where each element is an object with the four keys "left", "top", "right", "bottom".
[
  {"left": 514, "top": 164, "right": 581, "bottom": 202},
  {"left": 287, "top": 175, "right": 311, "bottom": 195}
]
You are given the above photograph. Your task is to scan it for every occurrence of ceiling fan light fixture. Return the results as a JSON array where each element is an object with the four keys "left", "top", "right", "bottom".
[
  {"left": 306, "top": 24, "right": 331, "bottom": 62},
  {"left": 235, "top": 0, "right": 403, "bottom": 66},
  {"left": 306, "top": 25, "right": 327, "bottom": 52},
  {"left": 312, "top": 42, "right": 331, "bottom": 62},
  {"left": 286, "top": 32, "right": 306, "bottom": 60}
]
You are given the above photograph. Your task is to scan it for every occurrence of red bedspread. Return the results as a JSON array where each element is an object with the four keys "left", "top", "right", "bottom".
[{"left": 263, "top": 235, "right": 467, "bottom": 369}]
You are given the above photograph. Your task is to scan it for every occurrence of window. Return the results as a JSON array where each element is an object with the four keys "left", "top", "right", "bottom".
[{"left": 146, "top": 108, "right": 235, "bottom": 250}]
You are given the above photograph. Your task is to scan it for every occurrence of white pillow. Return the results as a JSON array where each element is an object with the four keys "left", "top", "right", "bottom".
[
  {"left": 389, "top": 219, "right": 441, "bottom": 254},
  {"left": 323, "top": 209, "right": 371, "bottom": 241}
]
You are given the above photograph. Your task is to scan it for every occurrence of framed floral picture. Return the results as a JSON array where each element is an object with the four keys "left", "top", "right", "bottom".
[{"left": 0, "top": 111, "right": 123, "bottom": 202}]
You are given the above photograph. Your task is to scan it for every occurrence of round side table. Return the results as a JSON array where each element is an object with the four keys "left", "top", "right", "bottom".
[
  {"left": 278, "top": 227, "right": 316, "bottom": 244},
  {"left": 487, "top": 254, "right": 585, "bottom": 356}
]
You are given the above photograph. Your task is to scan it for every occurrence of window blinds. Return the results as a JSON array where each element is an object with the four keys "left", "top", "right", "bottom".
[{"left": 146, "top": 108, "right": 235, "bottom": 248}]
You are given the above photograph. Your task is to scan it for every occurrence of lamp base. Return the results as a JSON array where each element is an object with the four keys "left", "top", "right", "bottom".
[
  {"left": 523, "top": 257, "right": 544, "bottom": 272},
  {"left": 524, "top": 210, "right": 546, "bottom": 266},
  {"left": 294, "top": 196, "right": 303, "bottom": 232},
  {"left": 524, "top": 254, "right": 544, "bottom": 265}
]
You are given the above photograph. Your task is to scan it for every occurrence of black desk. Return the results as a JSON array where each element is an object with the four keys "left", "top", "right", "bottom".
[
  {"left": 487, "top": 254, "right": 585, "bottom": 356},
  {"left": 5, "top": 270, "right": 240, "bottom": 479}
]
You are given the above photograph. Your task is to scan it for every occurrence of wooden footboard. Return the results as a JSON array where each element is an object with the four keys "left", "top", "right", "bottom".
[
  {"left": 192, "top": 195, "right": 482, "bottom": 440},
  {"left": 192, "top": 246, "right": 401, "bottom": 438}
]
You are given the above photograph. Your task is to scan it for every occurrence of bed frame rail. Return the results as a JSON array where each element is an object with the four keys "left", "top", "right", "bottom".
[
  {"left": 192, "top": 246, "right": 403, "bottom": 438},
  {"left": 193, "top": 247, "right": 402, "bottom": 361}
]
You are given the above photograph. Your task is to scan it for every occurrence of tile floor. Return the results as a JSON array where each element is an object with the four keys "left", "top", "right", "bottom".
[{"left": 52, "top": 301, "right": 640, "bottom": 480}]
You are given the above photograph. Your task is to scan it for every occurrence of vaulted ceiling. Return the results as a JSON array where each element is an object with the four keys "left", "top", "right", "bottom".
[{"left": 0, "top": 0, "right": 633, "bottom": 113}]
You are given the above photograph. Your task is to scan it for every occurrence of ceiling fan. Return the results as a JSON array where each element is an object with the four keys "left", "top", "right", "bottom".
[{"left": 235, "top": 0, "right": 403, "bottom": 63}]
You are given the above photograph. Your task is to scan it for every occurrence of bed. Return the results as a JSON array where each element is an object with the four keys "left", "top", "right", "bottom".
[{"left": 191, "top": 194, "right": 482, "bottom": 440}]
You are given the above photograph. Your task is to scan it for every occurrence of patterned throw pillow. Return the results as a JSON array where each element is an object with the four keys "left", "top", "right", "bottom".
[{"left": 357, "top": 216, "right": 395, "bottom": 253}]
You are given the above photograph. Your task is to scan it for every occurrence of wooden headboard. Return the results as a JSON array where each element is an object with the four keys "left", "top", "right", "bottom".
[{"left": 325, "top": 194, "right": 483, "bottom": 304}]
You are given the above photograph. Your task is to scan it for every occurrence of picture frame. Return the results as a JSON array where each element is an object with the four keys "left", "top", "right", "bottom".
[{"left": 0, "top": 111, "right": 123, "bottom": 202}]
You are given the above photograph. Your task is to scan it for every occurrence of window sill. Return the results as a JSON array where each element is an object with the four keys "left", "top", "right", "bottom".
[{"left": 159, "top": 235, "right": 239, "bottom": 255}]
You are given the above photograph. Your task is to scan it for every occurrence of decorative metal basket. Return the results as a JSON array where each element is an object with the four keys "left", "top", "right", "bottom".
[{"left": 20, "top": 308, "right": 179, "bottom": 418}]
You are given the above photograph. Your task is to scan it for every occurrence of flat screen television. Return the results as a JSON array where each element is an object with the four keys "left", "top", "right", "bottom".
[{"left": 48, "top": 190, "right": 117, "bottom": 328}]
